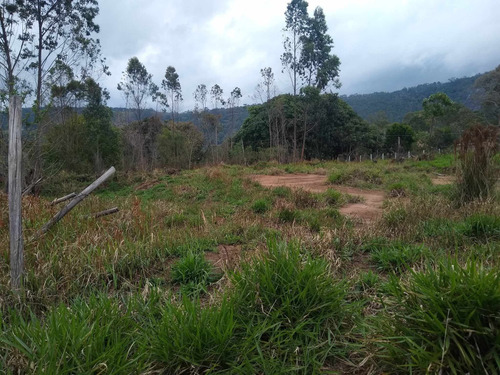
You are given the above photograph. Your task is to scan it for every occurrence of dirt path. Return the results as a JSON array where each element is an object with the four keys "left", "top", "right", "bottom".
[{"left": 250, "top": 174, "right": 385, "bottom": 223}]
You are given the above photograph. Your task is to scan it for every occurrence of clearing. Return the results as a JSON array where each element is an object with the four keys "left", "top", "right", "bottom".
[{"left": 250, "top": 173, "right": 385, "bottom": 223}]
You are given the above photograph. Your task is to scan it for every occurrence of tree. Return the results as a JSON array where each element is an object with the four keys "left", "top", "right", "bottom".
[
  {"left": 300, "top": 7, "right": 340, "bottom": 90},
  {"left": 0, "top": 0, "right": 104, "bottom": 186},
  {"left": 210, "top": 84, "right": 224, "bottom": 147},
  {"left": 227, "top": 87, "right": 242, "bottom": 137},
  {"left": 474, "top": 65, "right": 500, "bottom": 125},
  {"left": 194, "top": 83, "right": 208, "bottom": 111},
  {"left": 422, "top": 92, "right": 453, "bottom": 138},
  {"left": 385, "top": 123, "right": 415, "bottom": 152},
  {"left": 117, "top": 57, "right": 156, "bottom": 121},
  {"left": 162, "top": 66, "right": 182, "bottom": 126},
  {"left": 157, "top": 122, "right": 203, "bottom": 169},
  {"left": 281, "top": 0, "right": 309, "bottom": 96}
]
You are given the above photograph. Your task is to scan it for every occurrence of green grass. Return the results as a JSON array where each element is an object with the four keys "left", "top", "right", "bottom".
[
  {"left": 372, "top": 259, "right": 500, "bottom": 374},
  {"left": 0, "top": 156, "right": 498, "bottom": 374}
]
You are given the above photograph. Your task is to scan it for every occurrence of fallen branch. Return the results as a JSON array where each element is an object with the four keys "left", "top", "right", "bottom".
[
  {"left": 49, "top": 192, "right": 76, "bottom": 206},
  {"left": 22, "top": 177, "right": 43, "bottom": 196},
  {"left": 32, "top": 167, "right": 116, "bottom": 241},
  {"left": 88, "top": 207, "right": 119, "bottom": 219}
]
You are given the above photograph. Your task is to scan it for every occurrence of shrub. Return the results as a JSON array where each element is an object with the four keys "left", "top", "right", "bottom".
[
  {"left": 272, "top": 186, "right": 292, "bottom": 198},
  {"left": 454, "top": 124, "right": 499, "bottom": 203},
  {"left": 373, "top": 260, "right": 500, "bottom": 374}
]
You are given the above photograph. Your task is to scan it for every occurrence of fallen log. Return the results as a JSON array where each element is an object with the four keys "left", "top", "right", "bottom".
[
  {"left": 88, "top": 207, "right": 119, "bottom": 219},
  {"left": 49, "top": 192, "right": 77, "bottom": 206},
  {"left": 22, "top": 177, "right": 43, "bottom": 196},
  {"left": 32, "top": 167, "right": 116, "bottom": 241}
]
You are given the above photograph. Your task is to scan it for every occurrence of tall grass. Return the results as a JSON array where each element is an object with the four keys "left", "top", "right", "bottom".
[
  {"left": 372, "top": 259, "right": 500, "bottom": 374},
  {"left": 454, "top": 124, "right": 499, "bottom": 204}
]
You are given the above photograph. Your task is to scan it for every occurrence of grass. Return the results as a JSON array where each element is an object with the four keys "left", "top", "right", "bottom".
[
  {"left": 0, "top": 155, "right": 498, "bottom": 374},
  {"left": 371, "top": 259, "right": 500, "bottom": 374}
]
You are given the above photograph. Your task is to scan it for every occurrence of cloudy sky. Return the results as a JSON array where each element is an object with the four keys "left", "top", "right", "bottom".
[{"left": 96, "top": 0, "right": 500, "bottom": 110}]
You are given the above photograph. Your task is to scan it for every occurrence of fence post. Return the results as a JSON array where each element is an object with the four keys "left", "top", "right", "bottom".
[{"left": 8, "top": 95, "right": 23, "bottom": 291}]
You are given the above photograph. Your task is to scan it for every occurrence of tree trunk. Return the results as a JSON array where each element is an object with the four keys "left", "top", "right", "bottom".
[{"left": 8, "top": 96, "right": 23, "bottom": 291}]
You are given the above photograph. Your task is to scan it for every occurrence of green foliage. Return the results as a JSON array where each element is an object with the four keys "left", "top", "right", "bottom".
[
  {"left": 0, "top": 295, "right": 144, "bottom": 374},
  {"left": 146, "top": 296, "right": 238, "bottom": 373},
  {"left": 277, "top": 208, "right": 299, "bottom": 223},
  {"left": 373, "top": 260, "right": 500, "bottom": 374},
  {"left": 324, "top": 188, "right": 342, "bottom": 206},
  {"left": 230, "top": 240, "right": 351, "bottom": 372},
  {"left": 385, "top": 122, "right": 415, "bottom": 152},
  {"left": 170, "top": 252, "right": 214, "bottom": 286},
  {"left": 371, "top": 242, "right": 428, "bottom": 272},
  {"left": 460, "top": 214, "right": 500, "bottom": 241},
  {"left": 251, "top": 198, "right": 271, "bottom": 214}
]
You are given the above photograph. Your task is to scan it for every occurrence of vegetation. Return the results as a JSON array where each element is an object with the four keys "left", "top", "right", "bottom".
[{"left": 0, "top": 154, "right": 498, "bottom": 373}]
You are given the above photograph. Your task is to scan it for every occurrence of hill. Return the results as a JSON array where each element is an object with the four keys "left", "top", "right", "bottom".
[{"left": 341, "top": 74, "right": 482, "bottom": 122}]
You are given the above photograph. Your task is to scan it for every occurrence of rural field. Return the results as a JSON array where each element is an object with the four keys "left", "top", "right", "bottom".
[{"left": 0, "top": 154, "right": 498, "bottom": 374}]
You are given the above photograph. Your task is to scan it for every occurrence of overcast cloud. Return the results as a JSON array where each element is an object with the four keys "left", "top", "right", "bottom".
[{"left": 96, "top": 0, "right": 500, "bottom": 110}]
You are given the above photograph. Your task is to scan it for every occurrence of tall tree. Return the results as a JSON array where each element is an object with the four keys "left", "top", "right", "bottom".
[
  {"left": 422, "top": 92, "right": 453, "bottom": 138},
  {"left": 117, "top": 57, "right": 156, "bottom": 121},
  {"left": 210, "top": 84, "right": 224, "bottom": 147},
  {"left": 194, "top": 83, "right": 208, "bottom": 111},
  {"left": 474, "top": 65, "right": 500, "bottom": 126},
  {"left": 227, "top": 87, "right": 242, "bottom": 137},
  {"left": 300, "top": 7, "right": 341, "bottom": 90},
  {"left": 0, "top": 0, "right": 104, "bottom": 185},
  {"left": 281, "top": 0, "right": 309, "bottom": 96},
  {"left": 162, "top": 66, "right": 182, "bottom": 126}
]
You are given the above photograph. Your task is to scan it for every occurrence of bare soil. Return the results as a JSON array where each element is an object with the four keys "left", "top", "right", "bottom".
[
  {"left": 431, "top": 175, "right": 455, "bottom": 185},
  {"left": 250, "top": 174, "right": 385, "bottom": 224}
]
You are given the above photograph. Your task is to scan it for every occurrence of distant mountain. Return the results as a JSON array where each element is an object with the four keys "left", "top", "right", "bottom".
[{"left": 341, "top": 74, "right": 482, "bottom": 122}]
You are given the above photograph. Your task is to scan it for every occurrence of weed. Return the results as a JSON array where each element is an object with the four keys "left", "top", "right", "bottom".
[
  {"left": 373, "top": 259, "right": 500, "bottom": 374},
  {"left": 460, "top": 214, "right": 500, "bottom": 241},
  {"left": 272, "top": 186, "right": 292, "bottom": 198},
  {"left": 277, "top": 208, "right": 298, "bottom": 223},
  {"left": 371, "top": 242, "right": 428, "bottom": 272},
  {"left": 324, "top": 188, "right": 342, "bottom": 206},
  {"left": 170, "top": 252, "right": 214, "bottom": 286},
  {"left": 251, "top": 199, "right": 271, "bottom": 214}
]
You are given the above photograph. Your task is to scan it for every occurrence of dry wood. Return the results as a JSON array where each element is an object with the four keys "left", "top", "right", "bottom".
[
  {"left": 8, "top": 96, "right": 23, "bottom": 291},
  {"left": 49, "top": 192, "right": 77, "bottom": 206},
  {"left": 22, "top": 177, "right": 43, "bottom": 196},
  {"left": 32, "top": 167, "right": 116, "bottom": 240},
  {"left": 88, "top": 207, "right": 119, "bottom": 219}
]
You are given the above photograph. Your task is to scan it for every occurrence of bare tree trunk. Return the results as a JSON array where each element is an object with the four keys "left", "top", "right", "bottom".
[
  {"left": 9, "top": 96, "right": 23, "bottom": 291},
  {"left": 32, "top": 166, "right": 116, "bottom": 240}
]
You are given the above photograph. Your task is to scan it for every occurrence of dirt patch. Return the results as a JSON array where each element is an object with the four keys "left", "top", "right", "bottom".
[
  {"left": 431, "top": 175, "right": 455, "bottom": 185},
  {"left": 205, "top": 245, "right": 244, "bottom": 271},
  {"left": 250, "top": 174, "right": 385, "bottom": 224}
]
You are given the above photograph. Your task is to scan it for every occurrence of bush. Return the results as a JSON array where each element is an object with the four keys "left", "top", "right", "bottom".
[
  {"left": 373, "top": 260, "right": 500, "bottom": 374},
  {"left": 277, "top": 208, "right": 298, "bottom": 223},
  {"left": 454, "top": 124, "right": 499, "bottom": 203}
]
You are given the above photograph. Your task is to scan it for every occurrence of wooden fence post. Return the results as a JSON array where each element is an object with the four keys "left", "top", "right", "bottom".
[{"left": 8, "top": 96, "right": 23, "bottom": 291}]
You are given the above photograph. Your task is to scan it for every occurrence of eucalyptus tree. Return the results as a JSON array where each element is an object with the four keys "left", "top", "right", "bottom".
[
  {"left": 194, "top": 83, "right": 208, "bottom": 111},
  {"left": 0, "top": 0, "right": 105, "bottom": 186},
  {"left": 117, "top": 57, "right": 156, "bottom": 121},
  {"left": 299, "top": 7, "right": 340, "bottom": 91},
  {"left": 162, "top": 65, "right": 182, "bottom": 126},
  {"left": 281, "top": 0, "right": 309, "bottom": 96}
]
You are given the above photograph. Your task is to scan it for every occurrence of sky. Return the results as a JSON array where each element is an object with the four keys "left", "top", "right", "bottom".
[{"left": 96, "top": 0, "right": 500, "bottom": 110}]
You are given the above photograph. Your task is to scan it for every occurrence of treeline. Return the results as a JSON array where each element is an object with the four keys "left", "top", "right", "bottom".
[{"left": 343, "top": 74, "right": 481, "bottom": 122}]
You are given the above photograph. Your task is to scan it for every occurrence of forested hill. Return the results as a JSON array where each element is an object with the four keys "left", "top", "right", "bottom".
[{"left": 342, "top": 74, "right": 482, "bottom": 122}]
